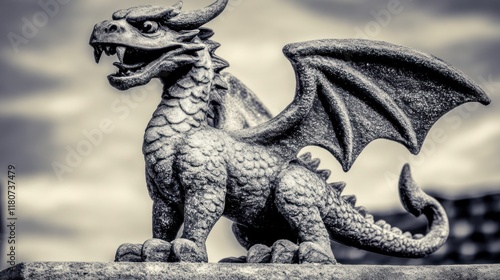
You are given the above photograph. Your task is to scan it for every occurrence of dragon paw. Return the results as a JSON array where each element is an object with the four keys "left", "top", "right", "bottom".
[
  {"left": 226, "top": 240, "right": 336, "bottom": 264},
  {"left": 115, "top": 238, "right": 208, "bottom": 263}
]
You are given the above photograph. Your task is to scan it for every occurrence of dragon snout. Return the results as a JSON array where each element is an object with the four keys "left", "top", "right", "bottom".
[
  {"left": 96, "top": 20, "right": 126, "bottom": 35},
  {"left": 89, "top": 19, "right": 130, "bottom": 46}
]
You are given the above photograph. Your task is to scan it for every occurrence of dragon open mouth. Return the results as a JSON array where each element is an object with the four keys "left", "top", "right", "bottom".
[{"left": 92, "top": 43, "right": 180, "bottom": 77}]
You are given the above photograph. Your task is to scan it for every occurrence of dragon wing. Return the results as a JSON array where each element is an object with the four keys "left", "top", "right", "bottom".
[{"left": 231, "top": 39, "right": 490, "bottom": 171}]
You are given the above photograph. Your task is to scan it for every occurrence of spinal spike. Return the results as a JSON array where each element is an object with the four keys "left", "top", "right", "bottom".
[
  {"left": 343, "top": 195, "right": 357, "bottom": 206},
  {"left": 355, "top": 206, "right": 367, "bottom": 217},
  {"left": 375, "top": 220, "right": 387, "bottom": 227},
  {"left": 329, "top": 182, "right": 346, "bottom": 194},
  {"left": 299, "top": 152, "right": 312, "bottom": 162},
  {"left": 403, "top": 232, "right": 412, "bottom": 239},
  {"left": 365, "top": 214, "right": 374, "bottom": 223},
  {"left": 317, "top": 169, "right": 331, "bottom": 180},
  {"left": 308, "top": 158, "right": 321, "bottom": 170}
]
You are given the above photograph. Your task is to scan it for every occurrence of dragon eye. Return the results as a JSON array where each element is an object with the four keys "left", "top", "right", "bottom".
[{"left": 141, "top": 21, "right": 159, "bottom": 33}]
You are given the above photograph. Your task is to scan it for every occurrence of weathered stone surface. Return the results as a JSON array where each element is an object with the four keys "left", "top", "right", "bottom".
[{"left": 1, "top": 263, "right": 499, "bottom": 280}]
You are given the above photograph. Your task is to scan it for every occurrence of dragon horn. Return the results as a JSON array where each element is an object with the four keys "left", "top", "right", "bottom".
[{"left": 167, "top": 0, "right": 229, "bottom": 30}]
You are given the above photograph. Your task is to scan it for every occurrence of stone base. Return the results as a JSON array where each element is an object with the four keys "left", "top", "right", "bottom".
[{"left": 1, "top": 262, "right": 499, "bottom": 280}]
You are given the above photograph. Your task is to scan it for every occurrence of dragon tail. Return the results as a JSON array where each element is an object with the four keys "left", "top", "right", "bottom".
[{"left": 321, "top": 164, "right": 448, "bottom": 258}]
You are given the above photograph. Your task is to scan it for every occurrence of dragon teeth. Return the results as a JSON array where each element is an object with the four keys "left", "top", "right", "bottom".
[
  {"left": 94, "top": 45, "right": 103, "bottom": 63},
  {"left": 116, "top": 46, "right": 126, "bottom": 63},
  {"left": 104, "top": 45, "right": 116, "bottom": 56},
  {"left": 104, "top": 45, "right": 111, "bottom": 55}
]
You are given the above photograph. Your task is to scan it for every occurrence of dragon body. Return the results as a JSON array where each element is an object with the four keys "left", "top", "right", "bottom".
[{"left": 90, "top": 0, "right": 489, "bottom": 264}]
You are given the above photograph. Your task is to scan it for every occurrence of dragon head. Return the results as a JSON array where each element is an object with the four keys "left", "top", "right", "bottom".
[{"left": 89, "top": 0, "right": 229, "bottom": 91}]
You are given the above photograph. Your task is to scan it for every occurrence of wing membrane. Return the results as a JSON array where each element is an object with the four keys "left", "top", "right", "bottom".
[{"left": 233, "top": 39, "right": 490, "bottom": 171}]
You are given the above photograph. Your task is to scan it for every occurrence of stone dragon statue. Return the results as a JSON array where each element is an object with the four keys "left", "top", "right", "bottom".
[{"left": 89, "top": 0, "right": 490, "bottom": 264}]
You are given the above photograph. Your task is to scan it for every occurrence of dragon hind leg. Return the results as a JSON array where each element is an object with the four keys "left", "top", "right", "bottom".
[{"left": 274, "top": 163, "right": 337, "bottom": 264}]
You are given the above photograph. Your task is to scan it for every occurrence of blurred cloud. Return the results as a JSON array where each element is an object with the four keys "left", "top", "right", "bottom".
[
  {"left": 0, "top": 116, "right": 55, "bottom": 174},
  {"left": 290, "top": 0, "right": 500, "bottom": 20},
  {"left": 0, "top": 59, "right": 60, "bottom": 99},
  {"left": 440, "top": 38, "right": 500, "bottom": 81},
  {"left": 415, "top": 0, "right": 500, "bottom": 19}
]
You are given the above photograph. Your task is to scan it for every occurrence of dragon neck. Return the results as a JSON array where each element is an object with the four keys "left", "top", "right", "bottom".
[{"left": 144, "top": 53, "right": 215, "bottom": 148}]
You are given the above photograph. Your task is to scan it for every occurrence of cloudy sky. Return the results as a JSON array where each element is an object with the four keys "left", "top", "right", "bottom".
[{"left": 1, "top": 0, "right": 499, "bottom": 266}]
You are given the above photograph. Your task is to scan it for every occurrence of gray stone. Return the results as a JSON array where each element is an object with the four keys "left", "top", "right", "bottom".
[
  {"left": 2, "top": 262, "right": 500, "bottom": 280},
  {"left": 89, "top": 0, "right": 490, "bottom": 264}
]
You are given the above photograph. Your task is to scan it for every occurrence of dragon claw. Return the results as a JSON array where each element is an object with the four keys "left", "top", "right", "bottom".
[
  {"left": 171, "top": 238, "right": 208, "bottom": 262},
  {"left": 247, "top": 244, "right": 271, "bottom": 263},
  {"left": 115, "top": 243, "right": 142, "bottom": 262},
  {"left": 298, "top": 242, "right": 337, "bottom": 265},
  {"left": 141, "top": 238, "right": 172, "bottom": 262},
  {"left": 270, "top": 239, "right": 299, "bottom": 263}
]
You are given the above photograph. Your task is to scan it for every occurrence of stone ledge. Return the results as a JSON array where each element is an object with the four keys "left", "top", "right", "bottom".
[{"left": 1, "top": 262, "right": 499, "bottom": 280}]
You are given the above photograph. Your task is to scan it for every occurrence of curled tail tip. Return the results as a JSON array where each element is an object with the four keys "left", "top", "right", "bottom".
[{"left": 398, "top": 164, "right": 426, "bottom": 217}]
